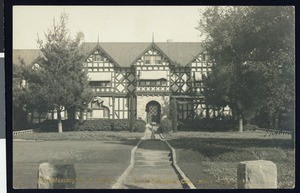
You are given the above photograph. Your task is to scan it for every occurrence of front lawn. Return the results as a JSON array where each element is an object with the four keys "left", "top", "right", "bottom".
[
  {"left": 166, "top": 131, "right": 294, "bottom": 189},
  {"left": 13, "top": 131, "right": 143, "bottom": 189},
  {"left": 13, "top": 131, "right": 144, "bottom": 141}
]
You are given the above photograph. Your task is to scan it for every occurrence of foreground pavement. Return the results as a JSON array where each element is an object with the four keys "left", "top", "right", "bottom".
[{"left": 117, "top": 127, "right": 184, "bottom": 189}]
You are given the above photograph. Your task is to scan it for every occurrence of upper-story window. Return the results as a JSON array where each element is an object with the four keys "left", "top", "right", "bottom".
[
  {"left": 139, "top": 79, "right": 167, "bottom": 87},
  {"left": 144, "top": 55, "right": 162, "bottom": 65},
  {"left": 93, "top": 54, "right": 103, "bottom": 62},
  {"left": 89, "top": 81, "right": 111, "bottom": 87},
  {"left": 201, "top": 54, "right": 210, "bottom": 61}
]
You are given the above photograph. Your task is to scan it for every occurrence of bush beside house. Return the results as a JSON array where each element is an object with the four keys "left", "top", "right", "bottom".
[
  {"left": 178, "top": 118, "right": 236, "bottom": 132},
  {"left": 34, "top": 119, "right": 146, "bottom": 133},
  {"left": 157, "top": 118, "right": 173, "bottom": 133}
]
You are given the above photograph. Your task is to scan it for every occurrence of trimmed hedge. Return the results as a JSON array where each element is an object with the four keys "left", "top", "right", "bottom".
[
  {"left": 35, "top": 119, "right": 146, "bottom": 133},
  {"left": 157, "top": 118, "right": 173, "bottom": 133},
  {"left": 178, "top": 118, "right": 236, "bottom": 132}
]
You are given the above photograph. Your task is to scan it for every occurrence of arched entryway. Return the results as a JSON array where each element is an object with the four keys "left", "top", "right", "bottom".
[{"left": 146, "top": 101, "right": 161, "bottom": 124}]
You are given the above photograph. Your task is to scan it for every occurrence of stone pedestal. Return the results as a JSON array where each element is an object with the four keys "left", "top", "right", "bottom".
[
  {"left": 37, "top": 162, "right": 76, "bottom": 189},
  {"left": 237, "top": 160, "right": 277, "bottom": 189}
]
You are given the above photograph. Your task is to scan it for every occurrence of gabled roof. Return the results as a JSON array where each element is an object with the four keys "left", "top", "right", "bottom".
[
  {"left": 13, "top": 42, "right": 204, "bottom": 67},
  {"left": 130, "top": 42, "right": 175, "bottom": 66},
  {"left": 83, "top": 42, "right": 151, "bottom": 67},
  {"left": 84, "top": 42, "right": 204, "bottom": 67},
  {"left": 13, "top": 49, "right": 43, "bottom": 66},
  {"left": 83, "top": 43, "right": 120, "bottom": 67},
  {"left": 156, "top": 42, "right": 204, "bottom": 66}
]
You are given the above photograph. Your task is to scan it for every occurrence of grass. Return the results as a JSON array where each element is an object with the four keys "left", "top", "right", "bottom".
[
  {"left": 13, "top": 131, "right": 144, "bottom": 141},
  {"left": 13, "top": 131, "right": 143, "bottom": 189},
  {"left": 166, "top": 131, "right": 294, "bottom": 189}
]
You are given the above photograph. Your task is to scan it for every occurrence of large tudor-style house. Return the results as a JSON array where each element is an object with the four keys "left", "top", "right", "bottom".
[{"left": 13, "top": 41, "right": 230, "bottom": 124}]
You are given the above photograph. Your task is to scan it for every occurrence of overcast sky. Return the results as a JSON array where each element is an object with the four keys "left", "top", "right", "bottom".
[{"left": 13, "top": 6, "right": 206, "bottom": 49}]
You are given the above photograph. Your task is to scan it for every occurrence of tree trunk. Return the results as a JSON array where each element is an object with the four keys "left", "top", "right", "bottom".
[
  {"left": 38, "top": 113, "right": 41, "bottom": 124},
  {"left": 57, "top": 109, "right": 63, "bottom": 133},
  {"left": 129, "top": 94, "right": 134, "bottom": 132},
  {"left": 67, "top": 107, "right": 76, "bottom": 120},
  {"left": 79, "top": 110, "right": 84, "bottom": 120},
  {"left": 31, "top": 111, "right": 34, "bottom": 124},
  {"left": 239, "top": 115, "right": 243, "bottom": 132},
  {"left": 274, "top": 117, "right": 279, "bottom": 131},
  {"left": 171, "top": 99, "right": 178, "bottom": 132},
  {"left": 291, "top": 128, "right": 295, "bottom": 147},
  {"left": 269, "top": 110, "right": 274, "bottom": 129},
  {"left": 206, "top": 106, "right": 210, "bottom": 118},
  {"left": 213, "top": 106, "right": 216, "bottom": 118}
]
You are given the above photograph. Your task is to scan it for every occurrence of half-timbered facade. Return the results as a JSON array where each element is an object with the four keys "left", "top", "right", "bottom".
[{"left": 13, "top": 42, "right": 231, "bottom": 124}]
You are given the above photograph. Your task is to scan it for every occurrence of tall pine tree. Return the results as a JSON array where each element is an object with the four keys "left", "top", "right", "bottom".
[{"left": 23, "top": 12, "right": 93, "bottom": 132}]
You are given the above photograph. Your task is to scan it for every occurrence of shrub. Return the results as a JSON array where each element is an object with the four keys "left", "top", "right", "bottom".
[
  {"left": 74, "top": 119, "right": 111, "bottom": 131},
  {"left": 178, "top": 117, "right": 236, "bottom": 132},
  {"left": 157, "top": 118, "right": 173, "bottom": 133},
  {"left": 35, "top": 119, "right": 79, "bottom": 132},
  {"left": 243, "top": 123, "right": 259, "bottom": 131},
  {"left": 132, "top": 120, "right": 146, "bottom": 132},
  {"left": 35, "top": 119, "right": 146, "bottom": 133}
]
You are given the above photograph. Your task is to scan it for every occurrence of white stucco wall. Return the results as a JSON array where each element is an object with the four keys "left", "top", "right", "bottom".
[{"left": 136, "top": 95, "right": 170, "bottom": 122}]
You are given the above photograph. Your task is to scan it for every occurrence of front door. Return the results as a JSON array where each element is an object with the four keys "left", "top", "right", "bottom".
[{"left": 146, "top": 101, "right": 161, "bottom": 124}]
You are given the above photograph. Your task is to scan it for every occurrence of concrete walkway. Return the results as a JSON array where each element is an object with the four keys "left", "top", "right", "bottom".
[{"left": 118, "top": 127, "right": 183, "bottom": 189}]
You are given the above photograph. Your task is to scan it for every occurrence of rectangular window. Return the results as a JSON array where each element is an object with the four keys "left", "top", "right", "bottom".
[
  {"left": 93, "top": 54, "right": 102, "bottom": 62},
  {"left": 195, "top": 81, "right": 202, "bottom": 87},
  {"left": 161, "top": 80, "right": 167, "bottom": 86},
  {"left": 140, "top": 81, "right": 146, "bottom": 86},
  {"left": 155, "top": 56, "right": 162, "bottom": 64},
  {"left": 89, "top": 81, "right": 111, "bottom": 87},
  {"left": 139, "top": 80, "right": 167, "bottom": 87},
  {"left": 144, "top": 56, "right": 151, "bottom": 64},
  {"left": 201, "top": 54, "right": 205, "bottom": 61},
  {"left": 156, "top": 80, "right": 161, "bottom": 86},
  {"left": 150, "top": 81, "right": 155, "bottom": 86},
  {"left": 144, "top": 55, "right": 162, "bottom": 65},
  {"left": 103, "top": 108, "right": 109, "bottom": 118},
  {"left": 205, "top": 54, "right": 210, "bottom": 61}
]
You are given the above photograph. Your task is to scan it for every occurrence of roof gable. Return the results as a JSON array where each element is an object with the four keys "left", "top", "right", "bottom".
[
  {"left": 13, "top": 42, "right": 204, "bottom": 67},
  {"left": 156, "top": 42, "right": 204, "bottom": 66},
  {"left": 13, "top": 49, "right": 43, "bottom": 67},
  {"left": 84, "top": 44, "right": 120, "bottom": 67},
  {"left": 131, "top": 42, "right": 174, "bottom": 66}
]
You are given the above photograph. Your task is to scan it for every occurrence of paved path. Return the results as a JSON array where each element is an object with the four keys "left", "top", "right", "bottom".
[{"left": 118, "top": 127, "right": 183, "bottom": 189}]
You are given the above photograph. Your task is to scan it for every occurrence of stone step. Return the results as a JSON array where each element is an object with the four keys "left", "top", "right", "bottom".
[
  {"left": 135, "top": 151, "right": 170, "bottom": 155},
  {"left": 134, "top": 160, "right": 172, "bottom": 167},
  {"left": 135, "top": 156, "right": 172, "bottom": 161},
  {"left": 135, "top": 153, "right": 171, "bottom": 158}
]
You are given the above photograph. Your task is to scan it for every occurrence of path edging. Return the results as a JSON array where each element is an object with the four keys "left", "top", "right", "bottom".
[
  {"left": 163, "top": 139, "right": 196, "bottom": 189},
  {"left": 111, "top": 131, "right": 146, "bottom": 189}
]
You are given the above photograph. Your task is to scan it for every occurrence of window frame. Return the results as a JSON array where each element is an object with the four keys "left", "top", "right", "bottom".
[{"left": 93, "top": 54, "right": 102, "bottom": 62}]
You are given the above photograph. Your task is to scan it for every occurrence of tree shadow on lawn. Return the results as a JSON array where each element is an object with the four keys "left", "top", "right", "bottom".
[
  {"left": 103, "top": 139, "right": 171, "bottom": 151},
  {"left": 101, "top": 139, "right": 141, "bottom": 147},
  {"left": 168, "top": 137, "right": 294, "bottom": 162}
]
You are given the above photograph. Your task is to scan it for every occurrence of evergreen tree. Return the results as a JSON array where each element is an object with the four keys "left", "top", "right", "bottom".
[{"left": 21, "top": 12, "right": 93, "bottom": 132}]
